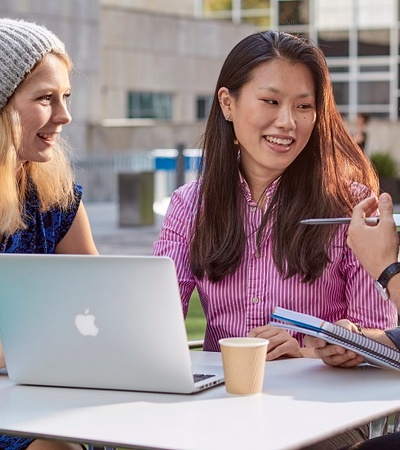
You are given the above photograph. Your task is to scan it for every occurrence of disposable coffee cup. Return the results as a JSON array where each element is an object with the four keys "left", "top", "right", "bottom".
[{"left": 219, "top": 337, "right": 269, "bottom": 395}]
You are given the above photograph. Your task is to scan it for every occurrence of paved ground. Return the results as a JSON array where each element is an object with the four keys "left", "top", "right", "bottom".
[{"left": 85, "top": 202, "right": 163, "bottom": 256}]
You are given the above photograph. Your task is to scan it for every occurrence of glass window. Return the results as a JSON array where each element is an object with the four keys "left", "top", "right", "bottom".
[
  {"left": 332, "top": 81, "right": 349, "bottom": 106},
  {"left": 328, "top": 66, "right": 349, "bottom": 73},
  {"left": 398, "top": 64, "right": 400, "bottom": 89},
  {"left": 315, "top": 0, "right": 352, "bottom": 29},
  {"left": 196, "top": 95, "right": 212, "bottom": 120},
  {"left": 242, "top": 0, "right": 270, "bottom": 8},
  {"left": 374, "top": 112, "right": 390, "bottom": 118},
  {"left": 318, "top": 31, "right": 349, "bottom": 57},
  {"left": 358, "top": 0, "right": 396, "bottom": 28},
  {"left": 397, "top": 29, "right": 400, "bottom": 56},
  {"left": 203, "top": 0, "right": 232, "bottom": 13},
  {"left": 359, "top": 65, "right": 390, "bottom": 73},
  {"left": 358, "top": 81, "right": 390, "bottom": 105},
  {"left": 278, "top": 0, "right": 309, "bottom": 26},
  {"left": 128, "top": 92, "right": 173, "bottom": 120},
  {"left": 358, "top": 29, "right": 390, "bottom": 56},
  {"left": 398, "top": 0, "right": 400, "bottom": 23}
]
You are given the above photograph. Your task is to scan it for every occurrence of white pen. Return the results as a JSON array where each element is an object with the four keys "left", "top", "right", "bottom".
[{"left": 300, "top": 214, "right": 400, "bottom": 226}]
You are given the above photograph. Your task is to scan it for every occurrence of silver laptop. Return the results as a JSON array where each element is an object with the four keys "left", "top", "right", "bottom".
[{"left": 0, "top": 254, "right": 224, "bottom": 394}]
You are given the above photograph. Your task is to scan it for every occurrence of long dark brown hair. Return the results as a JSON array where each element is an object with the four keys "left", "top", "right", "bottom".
[{"left": 190, "top": 31, "right": 378, "bottom": 283}]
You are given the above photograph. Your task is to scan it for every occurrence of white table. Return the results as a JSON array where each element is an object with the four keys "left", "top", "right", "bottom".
[{"left": 1, "top": 352, "right": 400, "bottom": 450}]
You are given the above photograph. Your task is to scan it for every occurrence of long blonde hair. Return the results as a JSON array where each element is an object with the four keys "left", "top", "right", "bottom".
[{"left": 0, "top": 52, "right": 75, "bottom": 236}]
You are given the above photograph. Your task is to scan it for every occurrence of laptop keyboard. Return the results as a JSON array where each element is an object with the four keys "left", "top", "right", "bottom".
[{"left": 193, "top": 373, "right": 215, "bottom": 383}]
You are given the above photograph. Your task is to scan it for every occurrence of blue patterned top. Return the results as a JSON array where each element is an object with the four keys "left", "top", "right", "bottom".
[
  {"left": 0, "top": 182, "right": 82, "bottom": 449},
  {"left": 0, "top": 183, "right": 82, "bottom": 254}
]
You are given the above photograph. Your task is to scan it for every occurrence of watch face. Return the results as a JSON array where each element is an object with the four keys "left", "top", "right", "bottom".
[{"left": 374, "top": 280, "right": 389, "bottom": 301}]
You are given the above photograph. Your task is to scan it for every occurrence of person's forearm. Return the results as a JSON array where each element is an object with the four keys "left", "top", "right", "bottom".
[{"left": 358, "top": 327, "right": 398, "bottom": 349}]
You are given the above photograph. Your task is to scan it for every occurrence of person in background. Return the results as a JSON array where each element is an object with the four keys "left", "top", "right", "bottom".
[
  {"left": 0, "top": 18, "right": 97, "bottom": 450},
  {"left": 153, "top": 30, "right": 398, "bottom": 448},
  {"left": 353, "top": 112, "right": 370, "bottom": 152}
]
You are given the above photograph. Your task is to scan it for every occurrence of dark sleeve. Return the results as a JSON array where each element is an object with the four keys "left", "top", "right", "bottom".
[{"left": 385, "top": 327, "right": 400, "bottom": 350}]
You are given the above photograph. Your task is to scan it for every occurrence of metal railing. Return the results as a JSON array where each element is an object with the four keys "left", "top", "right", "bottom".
[{"left": 74, "top": 149, "right": 201, "bottom": 203}]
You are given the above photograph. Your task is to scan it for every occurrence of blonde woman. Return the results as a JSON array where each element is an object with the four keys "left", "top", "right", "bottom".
[{"left": 0, "top": 18, "right": 97, "bottom": 450}]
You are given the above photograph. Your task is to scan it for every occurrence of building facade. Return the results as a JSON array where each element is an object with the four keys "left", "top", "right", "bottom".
[
  {"left": 198, "top": 0, "right": 400, "bottom": 162},
  {"left": 199, "top": 0, "right": 400, "bottom": 122},
  {"left": 2, "top": 0, "right": 400, "bottom": 200},
  {"left": 91, "top": 1, "right": 255, "bottom": 154}
]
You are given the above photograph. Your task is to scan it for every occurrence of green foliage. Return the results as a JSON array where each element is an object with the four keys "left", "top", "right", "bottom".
[
  {"left": 185, "top": 289, "right": 206, "bottom": 341},
  {"left": 370, "top": 152, "right": 398, "bottom": 178}
]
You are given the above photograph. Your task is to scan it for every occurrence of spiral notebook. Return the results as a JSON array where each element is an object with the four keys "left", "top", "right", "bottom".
[{"left": 270, "top": 306, "right": 400, "bottom": 371}]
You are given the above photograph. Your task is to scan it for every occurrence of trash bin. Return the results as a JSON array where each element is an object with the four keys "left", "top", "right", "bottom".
[{"left": 118, "top": 171, "right": 154, "bottom": 227}]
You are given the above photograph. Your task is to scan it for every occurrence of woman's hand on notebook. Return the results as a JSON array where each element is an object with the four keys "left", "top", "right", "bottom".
[{"left": 247, "top": 324, "right": 302, "bottom": 360}]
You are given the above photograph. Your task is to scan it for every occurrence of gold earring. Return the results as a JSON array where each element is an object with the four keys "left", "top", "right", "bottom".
[
  {"left": 234, "top": 138, "right": 239, "bottom": 145},
  {"left": 225, "top": 115, "right": 232, "bottom": 122}
]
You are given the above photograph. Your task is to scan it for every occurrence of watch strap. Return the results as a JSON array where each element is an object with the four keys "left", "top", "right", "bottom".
[{"left": 377, "top": 262, "right": 400, "bottom": 288}]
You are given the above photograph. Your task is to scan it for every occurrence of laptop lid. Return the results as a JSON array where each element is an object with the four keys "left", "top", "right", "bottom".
[{"left": 0, "top": 254, "right": 224, "bottom": 394}]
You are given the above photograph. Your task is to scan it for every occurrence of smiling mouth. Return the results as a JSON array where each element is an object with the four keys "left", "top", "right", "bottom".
[
  {"left": 38, "top": 133, "right": 56, "bottom": 142},
  {"left": 265, "top": 136, "right": 293, "bottom": 146}
]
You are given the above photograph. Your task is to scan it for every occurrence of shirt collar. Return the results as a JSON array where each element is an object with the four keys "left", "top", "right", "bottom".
[{"left": 238, "top": 169, "right": 280, "bottom": 208}]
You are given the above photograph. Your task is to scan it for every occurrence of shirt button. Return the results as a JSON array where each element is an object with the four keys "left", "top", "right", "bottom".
[
  {"left": 254, "top": 251, "right": 261, "bottom": 258},
  {"left": 250, "top": 206, "right": 256, "bottom": 212},
  {"left": 252, "top": 297, "right": 259, "bottom": 304}
]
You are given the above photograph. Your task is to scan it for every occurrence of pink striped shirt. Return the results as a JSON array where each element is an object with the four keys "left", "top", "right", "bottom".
[{"left": 153, "top": 179, "right": 398, "bottom": 352}]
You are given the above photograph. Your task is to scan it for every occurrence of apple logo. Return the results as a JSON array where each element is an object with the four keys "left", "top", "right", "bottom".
[{"left": 74, "top": 308, "right": 99, "bottom": 336}]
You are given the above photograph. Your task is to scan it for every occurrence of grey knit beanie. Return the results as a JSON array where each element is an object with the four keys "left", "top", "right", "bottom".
[{"left": 0, "top": 18, "right": 66, "bottom": 110}]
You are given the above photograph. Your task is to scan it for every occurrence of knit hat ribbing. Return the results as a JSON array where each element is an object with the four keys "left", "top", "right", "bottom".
[{"left": 0, "top": 18, "right": 66, "bottom": 110}]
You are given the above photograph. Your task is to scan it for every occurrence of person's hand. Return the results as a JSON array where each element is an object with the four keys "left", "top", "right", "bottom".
[
  {"left": 248, "top": 325, "right": 302, "bottom": 360},
  {"left": 303, "top": 319, "right": 365, "bottom": 368},
  {"left": 347, "top": 193, "right": 399, "bottom": 280}
]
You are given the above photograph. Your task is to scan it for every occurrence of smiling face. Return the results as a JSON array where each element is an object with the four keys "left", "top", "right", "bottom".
[
  {"left": 219, "top": 58, "right": 316, "bottom": 195},
  {"left": 11, "top": 53, "right": 72, "bottom": 164}
]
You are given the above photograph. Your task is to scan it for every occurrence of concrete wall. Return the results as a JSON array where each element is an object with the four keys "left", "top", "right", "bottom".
[
  {"left": 88, "top": 120, "right": 206, "bottom": 154},
  {"left": 90, "top": 5, "right": 256, "bottom": 152},
  {"left": 100, "top": 0, "right": 196, "bottom": 16},
  {"left": 0, "top": 1, "right": 255, "bottom": 155}
]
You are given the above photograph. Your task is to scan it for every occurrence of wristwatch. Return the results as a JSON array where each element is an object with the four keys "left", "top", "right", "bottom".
[{"left": 374, "top": 262, "right": 400, "bottom": 300}]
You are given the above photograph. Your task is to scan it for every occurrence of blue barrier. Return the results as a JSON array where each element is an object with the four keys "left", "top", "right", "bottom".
[{"left": 151, "top": 148, "right": 202, "bottom": 215}]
